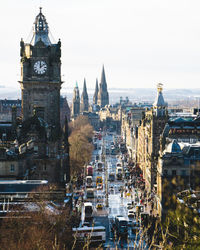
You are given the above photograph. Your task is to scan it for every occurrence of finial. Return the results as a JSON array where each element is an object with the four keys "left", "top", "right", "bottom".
[
  {"left": 39, "top": 7, "right": 42, "bottom": 13},
  {"left": 157, "top": 83, "right": 163, "bottom": 93},
  {"left": 76, "top": 81, "right": 78, "bottom": 88}
]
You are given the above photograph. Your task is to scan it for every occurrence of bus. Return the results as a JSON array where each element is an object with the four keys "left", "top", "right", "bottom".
[
  {"left": 82, "top": 202, "right": 93, "bottom": 221},
  {"left": 87, "top": 165, "right": 93, "bottom": 176},
  {"left": 115, "top": 216, "right": 128, "bottom": 237},
  {"left": 72, "top": 226, "right": 106, "bottom": 243},
  {"left": 86, "top": 176, "right": 93, "bottom": 188},
  {"left": 96, "top": 176, "right": 103, "bottom": 186}
]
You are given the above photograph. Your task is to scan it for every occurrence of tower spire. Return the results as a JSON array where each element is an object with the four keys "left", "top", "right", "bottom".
[
  {"left": 101, "top": 65, "right": 107, "bottom": 87},
  {"left": 83, "top": 78, "right": 87, "bottom": 93},
  {"left": 93, "top": 78, "right": 99, "bottom": 105},
  {"left": 153, "top": 83, "right": 167, "bottom": 117},
  {"left": 30, "top": 8, "right": 51, "bottom": 46},
  {"left": 97, "top": 65, "right": 109, "bottom": 107},
  {"left": 80, "top": 78, "right": 89, "bottom": 112}
]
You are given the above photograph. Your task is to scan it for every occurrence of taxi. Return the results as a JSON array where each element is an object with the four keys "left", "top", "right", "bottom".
[{"left": 96, "top": 203, "right": 103, "bottom": 209}]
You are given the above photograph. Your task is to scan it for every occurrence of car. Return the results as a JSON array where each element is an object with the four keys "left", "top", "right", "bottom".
[
  {"left": 128, "top": 209, "right": 136, "bottom": 218},
  {"left": 127, "top": 202, "right": 133, "bottom": 210},
  {"left": 97, "top": 184, "right": 103, "bottom": 190},
  {"left": 96, "top": 203, "right": 103, "bottom": 209}
]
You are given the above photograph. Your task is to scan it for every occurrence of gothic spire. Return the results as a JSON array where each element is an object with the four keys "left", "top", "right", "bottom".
[
  {"left": 80, "top": 78, "right": 89, "bottom": 112},
  {"left": 101, "top": 65, "right": 107, "bottom": 88},
  {"left": 31, "top": 7, "right": 51, "bottom": 46},
  {"left": 83, "top": 78, "right": 88, "bottom": 96},
  {"left": 93, "top": 79, "right": 99, "bottom": 104},
  {"left": 97, "top": 65, "right": 109, "bottom": 107},
  {"left": 93, "top": 78, "right": 99, "bottom": 105},
  {"left": 95, "top": 78, "right": 99, "bottom": 93}
]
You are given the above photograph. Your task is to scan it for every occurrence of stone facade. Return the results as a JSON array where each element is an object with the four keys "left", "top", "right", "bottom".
[
  {"left": 121, "top": 107, "right": 145, "bottom": 160},
  {"left": 20, "top": 9, "right": 62, "bottom": 131},
  {"left": 137, "top": 84, "right": 168, "bottom": 193}
]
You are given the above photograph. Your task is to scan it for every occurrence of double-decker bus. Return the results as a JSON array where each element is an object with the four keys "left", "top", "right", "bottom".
[{"left": 72, "top": 226, "right": 106, "bottom": 243}]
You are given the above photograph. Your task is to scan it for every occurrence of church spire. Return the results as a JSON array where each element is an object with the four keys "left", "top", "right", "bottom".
[
  {"left": 31, "top": 7, "right": 51, "bottom": 46},
  {"left": 83, "top": 78, "right": 87, "bottom": 96},
  {"left": 97, "top": 65, "right": 109, "bottom": 108},
  {"left": 93, "top": 78, "right": 99, "bottom": 105},
  {"left": 101, "top": 65, "right": 107, "bottom": 89},
  {"left": 80, "top": 78, "right": 89, "bottom": 112}
]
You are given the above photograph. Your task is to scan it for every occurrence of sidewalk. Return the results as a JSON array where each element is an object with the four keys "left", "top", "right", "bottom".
[{"left": 124, "top": 184, "right": 158, "bottom": 217}]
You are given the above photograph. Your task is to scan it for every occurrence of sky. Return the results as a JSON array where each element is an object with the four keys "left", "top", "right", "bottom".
[{"left": 1, "top": 0, "right": 200, "bottom": 97}]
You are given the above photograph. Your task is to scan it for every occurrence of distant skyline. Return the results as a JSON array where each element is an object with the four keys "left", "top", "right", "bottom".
[{"left": 1, "top": 0, "right": 200, "bottom": 94}]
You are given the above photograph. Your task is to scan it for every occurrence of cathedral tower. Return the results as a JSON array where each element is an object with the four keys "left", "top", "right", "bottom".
[
  {"left": 93, "top": 78, "right": 98, "bottom": 105},
  {"left": 20, "top": 8, "right": 62, "bottom": 129},
  {"left": 80, "top": 78, "right": 89, "bottom": 112},
  {"left": 72, "top": 82, "right": 80, "bottom": 118},
  {"left": 97, "top": 65, "right": 109, "bottom": 108}
]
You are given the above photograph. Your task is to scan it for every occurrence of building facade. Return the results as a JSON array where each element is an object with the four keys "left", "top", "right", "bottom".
[
  {"left": 137, "top": 84, "right": 168, "bottom": 193},
  {"left": 20, "top": 8, "right": 62, "bottom": 133}
]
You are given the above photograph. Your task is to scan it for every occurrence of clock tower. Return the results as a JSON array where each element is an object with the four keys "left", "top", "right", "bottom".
[{"left": 20, "top": 8, "right": 62, "bottom": 129}]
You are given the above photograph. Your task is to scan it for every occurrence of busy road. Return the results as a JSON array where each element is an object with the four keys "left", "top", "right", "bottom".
[{"left": 73, "top": 131, "right": 149, "bottom": 249}]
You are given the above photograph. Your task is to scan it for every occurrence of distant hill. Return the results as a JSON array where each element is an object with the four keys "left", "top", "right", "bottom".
[{"left": 1, "top": 87, "right": 200, "bottom": 105}]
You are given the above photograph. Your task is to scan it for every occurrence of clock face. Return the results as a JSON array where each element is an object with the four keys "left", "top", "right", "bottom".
[{"left": 34, "top": 60, "right": 47, "bottom": 75}]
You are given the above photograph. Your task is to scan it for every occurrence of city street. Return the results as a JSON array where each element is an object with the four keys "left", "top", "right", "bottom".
[{"left": 88, "top": 132, "right": 148, "bottom": 249}]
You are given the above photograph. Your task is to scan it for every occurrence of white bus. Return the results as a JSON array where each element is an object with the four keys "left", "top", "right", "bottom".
[
  {"left": 82, "top": 202, "right": 93, "bottom": 222},
  {"left": 72, "top": 226, "right": 106, "bottom": 243},
  {"left": 86, "top": 176, "right": 93, "bottom": 187}
]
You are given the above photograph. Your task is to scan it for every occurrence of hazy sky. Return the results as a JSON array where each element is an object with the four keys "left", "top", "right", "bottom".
[{"left": 1, "top": 0, "right": 200, "bottom": 95}]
